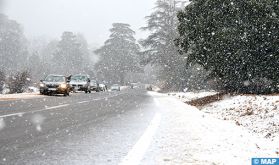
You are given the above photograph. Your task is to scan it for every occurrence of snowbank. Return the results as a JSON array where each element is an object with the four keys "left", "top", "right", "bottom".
[
  {"left": 168, "top": 91, "right": 217, "bottom": 102},
  {"left": 0, "top": 92, "right": 42, "bottom": 100},
  {"left": 147, "top": 92, "right": 279, "bottom": 164},
  {"left": 201, "top": 95, "right": 279, "bottom": 141}
]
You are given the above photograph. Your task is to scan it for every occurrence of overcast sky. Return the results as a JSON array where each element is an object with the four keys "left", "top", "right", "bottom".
[{"left": 2, "top": 0, "right": 156, "bottom": 46}]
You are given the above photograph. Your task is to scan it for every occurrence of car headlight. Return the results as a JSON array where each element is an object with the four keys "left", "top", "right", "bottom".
[
  {"left": 40, "top": 83, "right": 45, "bottom": 87},
  {"left": 60, "top": 83, "right": 67, "bottom": 89}
]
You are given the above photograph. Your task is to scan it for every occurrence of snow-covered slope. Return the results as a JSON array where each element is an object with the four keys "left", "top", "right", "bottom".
[{"left": 202, "top": 95, "right": 279, "bottom": 140}]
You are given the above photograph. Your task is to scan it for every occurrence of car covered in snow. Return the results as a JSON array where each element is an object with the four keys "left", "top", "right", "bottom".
[
  {"left": 110, "top": 84, "right": 120, "bottom": 91},
  {"left": 69, "top": 74, "right": 91, "bottom": 93},
  {"left": 99, "top": 83, "right": 107, "bottom": 91},
  {"left": 39, "top": 74, "right": 71, "bottom": 96}
]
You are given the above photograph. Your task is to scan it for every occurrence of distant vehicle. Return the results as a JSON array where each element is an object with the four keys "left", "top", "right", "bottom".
[
  {"left": 89, "top": 80, "right": 101, "bottom": 92},
  {"left": 111, "top": 84, "right": 120, "bottom": 91},
  {"left": 39, "top": 74, "right": 71, "bottom": 96},
  {"left": 130, "top": 82, "right": 138, "bottom": 89},
  {"left": 70, "top": 74, "right": 91, "bottom": 93},
  {"left": 99, "top": 83, "right": 107, "bottom": 91}
]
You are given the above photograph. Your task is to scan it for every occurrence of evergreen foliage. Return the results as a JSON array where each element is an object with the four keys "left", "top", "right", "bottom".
[
  {"left": 176, "top": 0, "right": 279, "bottom": 93},
  {"left": 141, "top": 0, "right": 188, "bottom": 90},
  {"left": 8, "top": 71, "right": 31, "bottom": 93},
  {"left": 94, "top": 23, "right": 141, "bottom": 84}
]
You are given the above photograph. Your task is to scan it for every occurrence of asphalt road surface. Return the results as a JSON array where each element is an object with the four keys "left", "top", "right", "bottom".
[{"left": 0, "top": 88, "right": 160, "bottom": 165}]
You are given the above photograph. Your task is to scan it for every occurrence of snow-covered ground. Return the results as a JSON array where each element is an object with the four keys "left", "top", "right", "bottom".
[
  {"left": 169, "top": 91, "right": 279, "bottom": 147},
  {"left": 168, "top": 91, "right": 217, "bottom": 102},
  {"left": 201, "top": 95, "right": 279, "bottom": 141},
  {"left": 0, "top": 92, "right": 42, "bottom": 101},
  {"left": 145, "top": 92, "right": 279, "bottom": 164}
]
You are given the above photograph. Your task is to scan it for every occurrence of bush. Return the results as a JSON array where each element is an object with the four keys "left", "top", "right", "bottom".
[{"left": 8, "top": 71, "right": 31, "bottom": 94}]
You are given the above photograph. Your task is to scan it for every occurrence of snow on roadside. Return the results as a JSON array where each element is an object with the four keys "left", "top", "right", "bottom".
[
  {"left": 0, "top": 92, "right": 43, "bottom": 100},
  {"left": 146, "top": 92, "right": 279, "bottom": 164},
  {"left": 201, "top": 95, "right": 279, "bottom": 141},
  {"left": 168, "top": 91, "right": 217, "bottom": 102}
]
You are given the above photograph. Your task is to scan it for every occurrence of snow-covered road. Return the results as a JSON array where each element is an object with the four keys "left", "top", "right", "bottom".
[{"left": 1, "top": 89, "right": 277, "bottom": 164}]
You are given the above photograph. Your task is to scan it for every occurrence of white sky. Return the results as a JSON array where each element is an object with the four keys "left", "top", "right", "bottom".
[{"left": 2, "top": 0, "right": 157, "bottom": 46}]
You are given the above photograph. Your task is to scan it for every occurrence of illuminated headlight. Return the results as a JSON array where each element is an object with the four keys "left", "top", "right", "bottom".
[
  {"left": 60, "top": 83, "right": 67, "bottom": 89},
  {"left": 39, "top": 83, "right": 45, "bottom": 87}
]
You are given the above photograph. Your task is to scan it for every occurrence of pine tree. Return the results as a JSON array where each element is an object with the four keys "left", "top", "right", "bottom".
[
  {"left": 95, "top": 23, "right": 141, "bottom": 84},
  {"left": 176, "top": 0, "right": 279, "bottom": 93},
  {"left": 0, "top": 14, "right": 28, "bottom": 72},
  {"left": 141, "top": 0, "right": 188, "bottom": 90},
  {"left": 52, "top": 32, "right": 89, "bottom": 75}
]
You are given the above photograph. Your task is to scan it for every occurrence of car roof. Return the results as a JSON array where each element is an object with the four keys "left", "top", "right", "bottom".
[
  {"left": 72, "top": 74, "right": 89, "bottom": 77},
  {"left": 47, "top": 74, "right": 65, "bottom": 77}
]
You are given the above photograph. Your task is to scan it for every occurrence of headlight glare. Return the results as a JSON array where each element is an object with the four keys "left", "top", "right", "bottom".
[{"left": 60, "top": 83, "right": 67, "bottom": 89}]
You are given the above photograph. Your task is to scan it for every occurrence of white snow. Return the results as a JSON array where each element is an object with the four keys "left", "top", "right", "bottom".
[
  {"left": 202, "top": 95, "right": 279, "bottom": 140},
  {"left": 0, "top": 92, "right": 43, "bottom": 101},
  {"left": 145, "top": 92, "right": 279, "bottom": 164},
  {"left": 168, "top": 91, "right": 217, "bottom": 102}
]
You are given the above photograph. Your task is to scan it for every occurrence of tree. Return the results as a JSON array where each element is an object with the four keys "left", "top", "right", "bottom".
[
  {"left": 0, "top": 14, "right": 28, "bottom": 72},
  {"left": 141, "top": 0, "right": 188, "bottom": 90},
  {"left": 176, "top": 0, "right": 279, "bottom": 93},
  {"left": 52, "top": 32, "right": 90, "bottom": 75},
  {"left": 27, "top": 52, "right": 42, "bottom": 81},
  {"left": 8, "top": 71, "right": 31, "bottom": 94},
  {"left": 0, "top": 70, "right": 5, "bottom": 93},
  {"left": 95, "top": 23, "right": 141, "bottom": 84}
]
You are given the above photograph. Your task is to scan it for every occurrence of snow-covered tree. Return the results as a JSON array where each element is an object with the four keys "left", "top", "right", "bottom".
[
  {"left": 95, "top": 23, "right": 141, "bottom": 84},
  {"left": 141, "top": 0, "right": 189, "bottom": 90},
  {"left": 52, "top": 31, "right": 91, "bottom": 75},
  {"left": 27, "top": 52, "right": 42, "bottom": 81},
  {"left": 176, "top": 0, "right": 279, "bottom": 93},
  {"left": 8, "top": 70, "right": 31, "bottom": 93},
  {"left": 0, "top": 14, "right": 28, "bottom": 72}
]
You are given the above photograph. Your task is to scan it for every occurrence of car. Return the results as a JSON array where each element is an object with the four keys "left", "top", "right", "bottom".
[
  {"left": 89, "top": 80, "right": 100, "bottom": 92},
  {"left": 110, "top": 84, "right": 120, "bottom": 91},
  {"left": 99, "top": 83, "right": 107, "bottom": 91},
  {"left": 69, "top": 74, "right": 91, "bottom": 93},
  {"left": 39, "top": 74, "right": 71, "bottom": 96}
]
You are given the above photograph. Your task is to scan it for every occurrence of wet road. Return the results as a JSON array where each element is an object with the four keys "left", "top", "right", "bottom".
[{"left": 0, "top": 89, "right": 158, "bottom": 165}]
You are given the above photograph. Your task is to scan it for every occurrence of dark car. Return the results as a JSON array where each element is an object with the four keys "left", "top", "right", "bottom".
[
  {"left": 69, "top": 74, "right": 91, "bottom": 93},
  {"left": 39, "top": 74, "right": 71, "bottom": 96}
]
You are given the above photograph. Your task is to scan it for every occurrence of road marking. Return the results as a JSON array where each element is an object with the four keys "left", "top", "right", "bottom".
[
  {"left": 78, "top": 101, "right": 90, "bottom": 104},
  {"left": 0, "top": 112, "right": 24, "bottom": 118},
  {"left": 0, "top": 93, "right": 125, "bottom": 118},
  {"left": 0, "top": 104, "right": 69, "bottom": 118},
  {"left": 44, "top": 104, "right": 69, "bottom": 110},
  {"left": 119, "top": 113, "right": 161, "bottom": 165}
]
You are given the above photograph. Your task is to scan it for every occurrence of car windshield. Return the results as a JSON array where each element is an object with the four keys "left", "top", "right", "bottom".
[
  {"left": 71, "top": 75, "right": 87, "bottom": 82},
  {"left": 90, "top": 80, "right": 97, "bottom": 85},
  {"left": 45, "top": 75, "right": 65, "bottom": 82}
]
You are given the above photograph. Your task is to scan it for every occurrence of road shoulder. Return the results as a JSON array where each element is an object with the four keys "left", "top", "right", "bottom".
[{"left": 143, "top": 92, "right": 278, "bottom": 164}]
